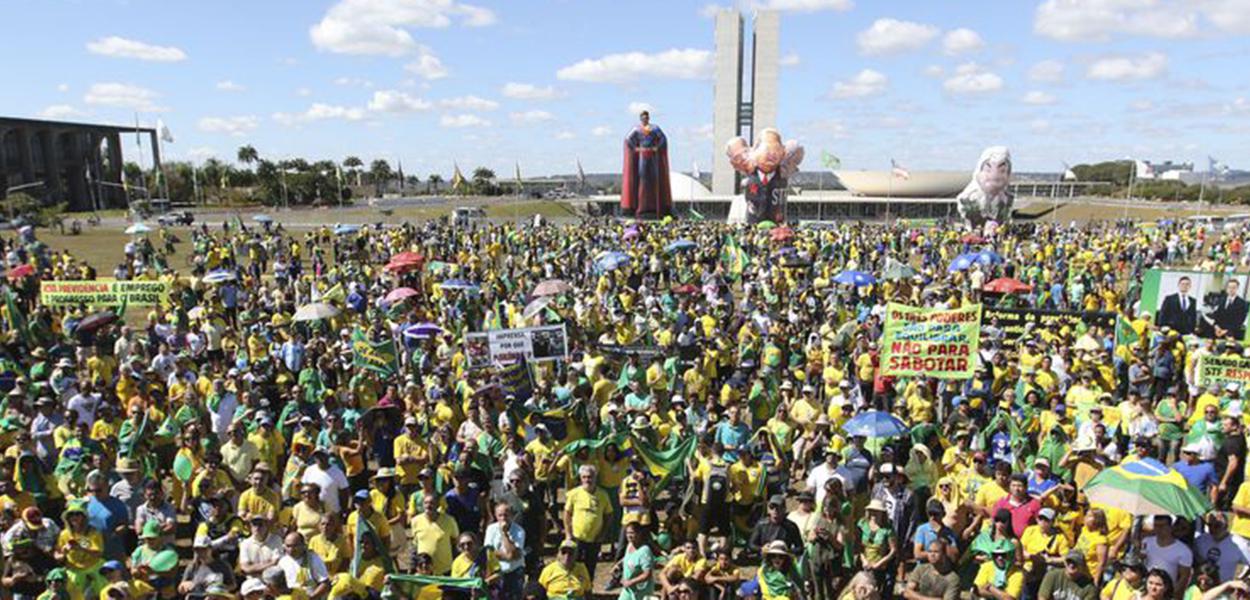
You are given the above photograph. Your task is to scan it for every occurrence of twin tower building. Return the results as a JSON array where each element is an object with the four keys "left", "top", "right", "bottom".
[{"left": 711, "top": 9, "right": 780, "bottom": 197}]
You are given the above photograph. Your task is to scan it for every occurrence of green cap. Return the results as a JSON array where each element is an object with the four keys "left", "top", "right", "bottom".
[
  {"left": 141, "top": 520, "right": 162, "bottom": 539},
  {"left": 47, "top": 568, "right": 68, "bottom": 582}
]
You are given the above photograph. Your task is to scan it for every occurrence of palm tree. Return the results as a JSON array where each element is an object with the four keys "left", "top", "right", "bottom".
[
  {"left": 471, "top": 167, "right": 496, "bottom": 195},
  {"left": 369, "top": 159, "right": 393, "bottom": 196},
  {"left": 428, "top": 174, "right": 443, "bottom": 195},
  {"left": 237, "top": 145, "right": 259, "bottom": 167},
  {"left": 343, "top": 156, "right": 363, "bottom": 187}
]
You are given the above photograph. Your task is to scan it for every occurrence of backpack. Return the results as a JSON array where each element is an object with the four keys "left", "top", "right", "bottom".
[{"left": 704, "top": 461, "right": 730, "bottom": 506}]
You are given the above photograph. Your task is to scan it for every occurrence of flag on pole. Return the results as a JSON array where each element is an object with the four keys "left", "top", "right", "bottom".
[
  {"left": 515, "top": 162, "right": 523, "bottom": 191},
  {"left": 191, "top": 167, "right": 200, "bottom": 202},
  {"left": 691, "top": 161, "right": 701, "bottom": 180},
  {"left": 134, "top": 114, "right": 143, "bottom": 148},
  {"left": 1061, "top": 162, "right": 1077, "bottom": 181},
  {"left": 1115, "top": 313, "right": 1140, "bottom": 347},
  {"left": 397, "top": 160, "right": 405, "bottom": 190},
  {"left": 576, "top": 159, "right": 587, "bottom": 187},
  {"left": 220, "top": 170, "right": 229, "bottom": 190},
  {"left": 450, "top": 163, "right": 467, "bottom": 193},
  {"left": 821, "top": 151, "right": 841, "bottom": 170},
  {"left": 890, "top": 159, "right": 910, "bottom": 180},
  {"left": 5, "top": 291, "right": 32, "bottom": 347},
  {"left": 157, "top": 119, "right": 174, "bottom": 144},
  {"left": 121, "top": 173, "right": 130, "bottom": 195},
  {"left": 335, "top": 165, "right": 343, "bottom": 187},
  {"left": 720, "top": 234, "right": 749, "bottom": 281},
  {"left": 1134, "top": 159, "right": 1154, "bottom": 180},
  {"left": 351, "top": 328, "right": 400, "bottom": 377}
]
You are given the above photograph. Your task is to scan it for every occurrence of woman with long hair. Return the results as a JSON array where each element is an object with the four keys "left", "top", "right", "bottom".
[
  {"left": 1074, "top": 508, "right": 1111, "bottom": 584},
  {"left": 1137, "top": 568, "right": 1174, "bottom": 600}
]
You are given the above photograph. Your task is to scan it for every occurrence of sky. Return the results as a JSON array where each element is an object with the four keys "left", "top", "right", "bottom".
[{"left": 4, "top": 0, "right": 1250, "bottom": 178}]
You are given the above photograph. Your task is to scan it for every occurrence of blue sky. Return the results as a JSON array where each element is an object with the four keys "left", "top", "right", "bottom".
[{"left": 4, "top": 0, "right": 1249, "bottom": 177}]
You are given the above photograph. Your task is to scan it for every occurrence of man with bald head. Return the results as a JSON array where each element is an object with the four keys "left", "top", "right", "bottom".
[{"left": 276, "top": 532, "right": 331, "bottom": 600}]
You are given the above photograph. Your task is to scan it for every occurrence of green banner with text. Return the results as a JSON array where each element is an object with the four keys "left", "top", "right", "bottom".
[
  {"left": 40, "top": 279, "right": 171, "bottom": 307},
  {"left": 1195, "top": 354, "right": 1250, "bottom": 388},
  {"left": 881, "top": 302, "right": 981, "bottom": 379}
]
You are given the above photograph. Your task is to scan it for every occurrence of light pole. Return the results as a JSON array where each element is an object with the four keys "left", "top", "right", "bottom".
[{"left": 3, "top": 181, "right": 45, "bottom": 221}]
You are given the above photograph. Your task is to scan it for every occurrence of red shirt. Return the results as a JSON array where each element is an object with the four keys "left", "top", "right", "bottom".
[{"left": 993, "top": 494, "right": 1041, "bottom": 537}]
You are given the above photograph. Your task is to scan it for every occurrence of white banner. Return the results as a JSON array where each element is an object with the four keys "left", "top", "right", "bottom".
[{"left": 466, "top": 324, "right": 568, "bottom": 367}]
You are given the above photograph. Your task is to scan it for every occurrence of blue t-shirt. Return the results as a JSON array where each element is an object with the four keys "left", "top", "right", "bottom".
[
  {"left": 1172, "top": 460, "right": 1218, "bottom": 494},
  {"left": 990, "top": 431, "right": 1014, "bottom": 467},
  {"left": 912, "top": 522, "right": 958, "bottom": 561},
  {"left": 715, "top": 422, "right": 752, "bottom": 462},
  {"left": 1027, "top": 473, "right": 1059, "bottom": 497}
]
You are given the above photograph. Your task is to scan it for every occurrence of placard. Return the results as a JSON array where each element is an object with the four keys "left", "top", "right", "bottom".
[
  {"left": 465, "top": 324, "right": 568, "bottom": 367},
  {"left": 40, "top": 279, "right": 172, "bottom": 307},
  {"left": 881, "top": 303, "right": 981, "bottom": 379},
  {"left": 1195, "top": 354, "right": 1250, "bottom": 388}
]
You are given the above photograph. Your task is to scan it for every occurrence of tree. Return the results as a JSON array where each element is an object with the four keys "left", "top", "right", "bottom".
[
  {"left": 472, "top": 167, "right": 496, "bottom": 195},
  {"left": 237, "top": 145, "right": 259, "bottom": 167},
  {"left": 344, "top": 156, "right": 364, "bottom": 187},
  {"left": 428, "top": 174, "right": 443, "bottom": 195},
  {"left": 369, "top": 159, "right": 394, "bottom": 196}
]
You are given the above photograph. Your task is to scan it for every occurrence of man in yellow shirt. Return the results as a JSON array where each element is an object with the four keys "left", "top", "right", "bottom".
[
  {"left": 410, "top": 494, "right": 459, "bottom": 575},
  {"left": 538, "top": 540, "right": 591, "bottom": 600},
  {"left": 1019, "top": 508, "right": 1070, "bottom": 589},
  {"left": 974, "top": 545, "right": 1024, "bottom": 600},
  {"left": 237, "top": 464, "right": 281, "bottom": 522},
  {"left": 562, "top": 464, "right": 612, "bottom": 581},
  {"left": 392, "top": 417, "right": 428, "bottom": 493}
]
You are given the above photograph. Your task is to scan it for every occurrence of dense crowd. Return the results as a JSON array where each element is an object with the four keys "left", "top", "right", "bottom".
[{"left": 3, "top": 215, "right": 1250, "bottom": 600}]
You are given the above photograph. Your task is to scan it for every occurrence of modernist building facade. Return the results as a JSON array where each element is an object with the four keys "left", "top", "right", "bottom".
[
  {"left": 0, "top": 116, "right": 160, "bottom": 211},
  {"left": 711, "top": 8, "right": 779, "bottom": 197}
]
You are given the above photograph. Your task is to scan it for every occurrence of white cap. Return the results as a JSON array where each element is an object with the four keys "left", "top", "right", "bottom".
[{"left": 241, "top": 578, "right": 267, "bottom": 596}]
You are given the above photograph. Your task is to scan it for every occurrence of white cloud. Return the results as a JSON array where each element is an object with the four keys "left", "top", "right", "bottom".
[
  {"left": 273, "top": 103, "right": 366, "bottom": 126},
  {"left": 439, "top": 114, "right": 491, "bottom": 128},
  {"left": 1034, "top": 0, "right": 1199, "bottom": 41},
  {"left": 856, "top": 18, "right": 939, "bottom": 56},
  {"left": 1028, "top": 59, "right": 1065, "bottom": 83},
  {"left": 56, "top": 83, "right": 69, "bottom": 93},
  {"left": 1130, "top": 99, "right": 1155, "bottom": 111},
  {"left": 216, "top": 80, "right": 246, "bottom": 92},
  {"left": 829, "top": 69, "right": 888, "bottom": 99},
  {"left": 309, "top": 0, "right": 495, "bottom": 56},
  {"left": 751, "top": 0, "right": 853, "bottom": 12},
  {"left": 439, "top": 95, "right": 499, "bottom": 111},
  {"left": 404, "top": 46, "right": 448, "bottom": 80},
  {"left": 367, "top": 90, "right": 432, "bottom": 113},
  {"left": 86, "top": 36, "right": 187, "bottom": 62},
  {"left": 501, "top": 82, "right": 565, "bottom": 100},
  {"left": 1022, "top": 90, "right": 1057, "bottom": 105},
  {"left": 197, "top": 116, "right": 260, "bottom": 136},
  {"left": 922, "top": 65, "right": 945, "bottom": 78},
  {"left": 332, "top": 77, "right": 374, "bottom": 88},
  {"left": 1030, "top": 119, "right": 1052, "bottom": 133},
  {"left": 1086, "top": 52, "right": 1168, "bottom": 81},
  {"left": 38, "top": 105, "right": 87, "bottom": 119},
  {"left": 627, "top": 102, "right": 655, "bottom": 116},
  {"left": 942, "top": 63, "right": 1004, "bottom": 95},
  {"left": 555, "top": 130, "right": 576, "bottom": 140},
  {"left": 557, "top": 49, "right": 713, "bottom": 84},
  {"left": 591, "top": 125, "right": 614, "bottom": 137},
  {"left": 942, "top": 28, "right": 984, "bottom": 55},
  {"left": 510, "top": 110, "right": 554, "bottom": 124},
  {"left": 83, "top": 82, "right": 166, "bottom": 111},
  {"left": 296, "top": 88, "right": 312, "bottom": 97},
  {"left": 1203, "top": 0, "right": 1250, "bottom": 34},
  {"left": 779, "top": 53, "right": 801, "bottom": 67}
]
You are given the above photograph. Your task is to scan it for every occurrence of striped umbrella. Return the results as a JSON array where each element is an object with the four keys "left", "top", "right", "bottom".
[{"left": 1083, "top": 458, "right": 1211, "bottom": 519}]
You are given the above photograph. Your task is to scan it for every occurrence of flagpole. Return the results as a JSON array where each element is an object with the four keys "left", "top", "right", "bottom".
[
  {"left": 1125, "top": 159, "right": 1135, "bottom": 222},
  {"left": 886, "top": 161, "right": 893, "bottom": 224}
]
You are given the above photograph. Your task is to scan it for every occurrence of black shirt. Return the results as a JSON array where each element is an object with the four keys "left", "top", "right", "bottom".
[
  {"left": 1218, "top": 433, "right": 1247, "bottom": 492},
  {"left": 748, "top": 517, "right": 803, "bottom": 555}
]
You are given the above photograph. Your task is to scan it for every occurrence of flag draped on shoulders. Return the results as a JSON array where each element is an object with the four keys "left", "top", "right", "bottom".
[{"left": 720, "top": 234, "right": 749, "bottom": 281}]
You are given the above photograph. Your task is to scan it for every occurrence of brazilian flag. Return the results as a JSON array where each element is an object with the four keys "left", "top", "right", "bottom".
[{"left": 720, "top": 234, "right": 749, "bottom": 281}]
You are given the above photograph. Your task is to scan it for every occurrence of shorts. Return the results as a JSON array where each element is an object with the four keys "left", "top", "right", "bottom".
[{"left": 699, "top": 502, "right": 732, "bottom": 536}]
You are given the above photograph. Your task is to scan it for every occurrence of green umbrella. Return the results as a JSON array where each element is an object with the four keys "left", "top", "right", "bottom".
[
  {"left": 1084, "top": 458, "right": 1211, "bottom": 519},
  {"left": 882, "top": 262, "right": 918, "bottom": 280},
  {"left": 149, "top": 549, "right": 180, "bottom": 573},
  {"left": 755, "top": 220, "right": 776, "bottom": 230}
]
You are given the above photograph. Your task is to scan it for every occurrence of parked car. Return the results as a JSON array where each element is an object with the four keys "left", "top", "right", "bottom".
[
  {"left": 452, "top": 206, "right": 486, "bottom": 228},
  {"left": 157, "top": 210, "right": 194, "bottom": 226}
]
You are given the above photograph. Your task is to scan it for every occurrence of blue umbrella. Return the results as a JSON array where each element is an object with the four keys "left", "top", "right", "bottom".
[
  {"left": 841, "top": 410, "right": 909, "bottom": 438},
  {"left": 833, "top": 270, "right": 877, "bottom": 287},
  {"left": 595, "top": 251, "right": 631, "bottom": 272},
  {"left": 252, "top": 215, "right": 274, "bottom": 223},
  {"left": 334, "top": 224, "right": 361, "bottom": 235},
  {"left": 948, "top": 253, "right": 976, "bottom": 273},
  {"left": 971, "top": 249, "right": 1003, "bottom": 265},
  {"left": 440, "top": 279, "right": 479, "bottom": 291},
  {"left": 202, "top": 270, "right": 236, "bottom": 284},
  {"left": 403, "top": 323, "right": 445, "bottom": 339},
  {"left": 665, "top": 239, "right": 697, "bottom": 253}
]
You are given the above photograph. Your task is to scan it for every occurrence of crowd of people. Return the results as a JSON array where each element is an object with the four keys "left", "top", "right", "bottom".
[{"left": 3, "top": 214, "right": 1250, "bottom": 600}]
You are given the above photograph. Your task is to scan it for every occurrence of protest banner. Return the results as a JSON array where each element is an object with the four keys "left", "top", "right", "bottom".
[
  {"left": 1195, "top": 354, "right": 1250, "bottom": 388},
  {"left": 981, "top": 307, "right": 1116, "bottom": 347},
  {"left": 1140, "top": 269, "right": 1250, "bottom": 342},
  {"left": 881, "top": 302, "right": 981, "bottom": 379},
  {"left": 465, "top": 324, "right": 568, "bottom": 367},
  {"left": 40, "top": 279, "right": 172, "bottom": 307},
  {"left": 351, "top": 329, "right": 399, "bottom": 377}
]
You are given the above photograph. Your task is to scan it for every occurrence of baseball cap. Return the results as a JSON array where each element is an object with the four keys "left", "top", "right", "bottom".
[
  {"left": 1038, "top": 508, "right": 1056, "bottom": 521},
  {"left": 768, "top": 494, "right": 785, "bottom": 507},
  {"left": 241, "top": 579, "right": 267, "bottom": 596}
]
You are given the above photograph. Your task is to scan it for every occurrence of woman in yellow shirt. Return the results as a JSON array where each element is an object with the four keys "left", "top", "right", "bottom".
[
  {"left": 56, "top": 502, "right": 105, "bottom": 597},
  {"left": 1075, "top": 508, "right": 1111, "bottom": 584}
]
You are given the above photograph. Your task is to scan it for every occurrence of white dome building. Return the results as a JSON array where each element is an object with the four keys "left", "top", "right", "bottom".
[{"left": 670, "top": 170, "right": 713, "bottom": 201}]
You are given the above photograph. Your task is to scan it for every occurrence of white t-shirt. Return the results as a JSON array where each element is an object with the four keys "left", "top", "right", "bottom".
[
  {"left": 301, "top": 464, "right": 350, "bottom": 513},
  {"left": 278, "top": 552, "right": 330, "bottom": 593},
  {"left": 1143, "top": 536, "right": 1193, "bottom": 582},
  {"left": 806, "top": 463, "right": 837, "bottom": 506},
  {"left": 238, "top": 533, "right": 284, "bottom": 572}
]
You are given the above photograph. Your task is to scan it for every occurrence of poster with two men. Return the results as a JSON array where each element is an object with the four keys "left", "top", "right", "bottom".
[{"left": 1141, "top": 269, "right": 1250, "bottom": 342}]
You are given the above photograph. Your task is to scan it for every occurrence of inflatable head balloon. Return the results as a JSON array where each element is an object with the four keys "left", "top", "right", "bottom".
[
  {"left": 956, "top": 146, "right": 1013, "bottom": 226},
  {"left": 724, "top": 129, "right": 805, "bottom": 224}
]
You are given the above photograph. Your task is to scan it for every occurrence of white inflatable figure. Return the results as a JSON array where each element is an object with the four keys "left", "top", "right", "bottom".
[{"left": 956, "top": 146, "right": 1013, "bottom": 226}]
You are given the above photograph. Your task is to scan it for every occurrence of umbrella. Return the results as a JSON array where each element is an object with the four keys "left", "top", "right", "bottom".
[
  {"left": 665, "top": 239, "right": 697, "bottom": 253},
  {"left": 755, "top": 220, "right": 777, "bottom": 230},
  {"left": 1073, "top": 336, "right": 1100, "bottom": 352},
  {"left": 390, "top": 251, "right": 424, "bottom": 266},
  {"left": 252, "top": 215, "right": 274, "bottom": 223},
  {"left": 594, "top": 251, "right": 631, "bottom": 272},
  {"left": 523, "top": 296, "right": 553, "bottom": 320},
  {"left": 403, "top": 322, "right": 445, "bottom": 339},
  {"left": 841, "top": 410, "right": 909, "bottom": 438},
  {"left": 532, "top": 279, "right": 573, "bottom": 297},
  {"left": 971, "top": 249, "right": 1003, "bottom": 265},
  {"left": 384, "top": 287, "right": 420, "bottom": 304},
  {"left": 983, "top": 278, "right": 1032, "bottom": 294},
  {"left": 947, "top": 253, "right": 977, "bottom": 273},
  {"left": 202, "top": 270, "right": 236, "bottom": 284},
  {"left": 672, "top": 283, "right": 699, "bottom": 295},
  {"left": 124, "top": 223, "right": 151, "bottom": 235},
  {"left": 960, "top": 233, "right": 986, "bottom": 244},
  {"left": 1083, "top": 458, "right": 1211, "bottom": 519},
  {"left": 333, "top": 224, "right": 361, "bottom": 235},
  {"left": 292, "top": 302, "right": 340, "bottom": 322},
  {"left": 75, "top": 311, "right": 118, "bottom": 334},
  {"left": 882, "top": 263, "right": 918, "bottom": 281},
  {"left": 770, "top": 226, "right": 795, "bottom": 242},
  {"left": 833, "top": 270, "right": 877, "bottom": 287},
  {"left": 440, "top": 279, "right": 480, "bottom": 291},
  {"left": 6, "top": 264, "right": 34, "bottom": 279}
]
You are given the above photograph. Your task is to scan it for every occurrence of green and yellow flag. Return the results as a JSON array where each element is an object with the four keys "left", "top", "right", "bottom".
[
  {"left": 1114, "top": 313, "right": 1140, "bottom": 347},
  {"left": 351, "top": 329, "right": 399, "bottom": 377},
  {"left": 720, "top": 234, "right": 749, "bottom": 281},
  {"left": 451, "top": 163, "right": 467, "bottom": 194},
  {"left": 5, "top": 291, "right": 31, "bottom": 347}
]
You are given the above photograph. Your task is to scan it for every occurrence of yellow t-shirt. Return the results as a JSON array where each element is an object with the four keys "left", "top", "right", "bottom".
[
  {"left": 289, "top": 502, "right": 324, "bottom": 541},
  {"left": 973, "top": 562, "right": 1023, "bottom": 598},
  {"left": 1074, "top": 529, "right": 1109, "bottom": 571},
  {"left": 974, "top": 480, "right": 1008, "bottom": 513},
  {"left": 308, "top": 533, "right": 348, "bottom": 574},
  {"left": 1019, "top": 525, "right": 1070, "bottom": 573},
  {"left": 237, "top": 487, "right": 281, "bottom": 520},
  {"left": 1232, "top": 483, "right": 1250, "bottom": 539},
  {"left": 410, "top": 512, "right": 459, "bottom": 575},
  {"left": 538, "top": 560, "right": 591, "bottom": 599},
  {"left": 564, "top": 486, "right": 613, "bottom": 543},
  {"left": 56, "top": 528, "right": 104, "bottom": 570},
  {"left": 451, "top": 549, "right": 499, "bottom": 580},
  {"left": 393, "top": 434, "right": 428, "bottom": 486},
  {"left": 1100, "top": 576, "right": 1142, "bottom": 600}
]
